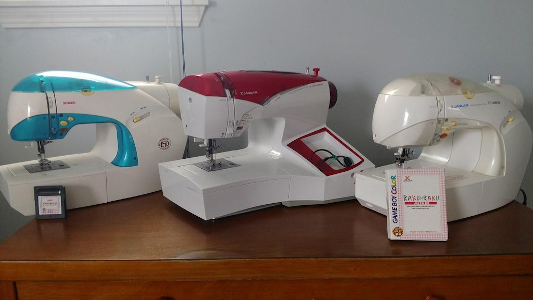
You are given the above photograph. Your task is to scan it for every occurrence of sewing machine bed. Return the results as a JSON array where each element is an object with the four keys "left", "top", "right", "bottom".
[{"left": 355, "top": 159, "right": 500, "bottom": 220}]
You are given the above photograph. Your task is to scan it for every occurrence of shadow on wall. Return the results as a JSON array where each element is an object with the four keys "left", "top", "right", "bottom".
[{"left": 327, "top": 80, "right": 393, "bottom": 167}]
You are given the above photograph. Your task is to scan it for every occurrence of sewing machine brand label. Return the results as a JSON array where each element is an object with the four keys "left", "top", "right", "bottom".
[
  {"left": 450, "top": 103, "right": 469, "bottom": 108},
  {"left": 386, "top": 168, "right": 448, "bottom": 241},
  {"left": 158, "top": 138, "right": 171, "bottom": 150}
]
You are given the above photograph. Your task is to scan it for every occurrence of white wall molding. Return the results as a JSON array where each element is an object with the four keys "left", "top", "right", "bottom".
[{"left": 0, "top": 0, "right": 208, "bottom": 28}]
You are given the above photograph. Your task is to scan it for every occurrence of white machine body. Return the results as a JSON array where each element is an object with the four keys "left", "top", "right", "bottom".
[
  {"left": 355, "top": 74, "right": 532, "bottom": 221},
  {"left": 0, "top": 71, "right": 186, "bottom": 216},
  {"left": 159, "top": 70, "right": 374, "bottom": 220}
]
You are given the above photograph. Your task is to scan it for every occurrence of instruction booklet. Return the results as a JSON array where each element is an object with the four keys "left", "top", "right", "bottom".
[{"left": 386, "top": 168, "right": 448, "bottom": 241}]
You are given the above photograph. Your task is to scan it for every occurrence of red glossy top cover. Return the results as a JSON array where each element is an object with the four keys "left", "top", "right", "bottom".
[{"left": 179, "top": 70, "right": 337, "bottom": 108}]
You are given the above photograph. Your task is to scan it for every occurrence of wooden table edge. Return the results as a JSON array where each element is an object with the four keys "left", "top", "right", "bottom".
[{"left": 1, "top": 254, "right": 532, "bottom": 282}]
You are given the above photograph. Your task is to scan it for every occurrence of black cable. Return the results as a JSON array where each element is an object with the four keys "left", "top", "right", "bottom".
[
  {"left": 324, "top": 155, "right": 348, "bottom": 168},
  {"left": 313, "top": 148, "right": 335, "bottom": 158},
  {"left": 518, "top": 188, "right": 527, "bottom": 206},
  {"left": 311, "top": 149, "right": 353, "bottom": 169}
]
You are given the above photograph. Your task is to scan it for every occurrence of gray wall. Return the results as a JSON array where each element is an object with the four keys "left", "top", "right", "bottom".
[{"left": 1, "top": 0, "right": 532, "bottom": 242}]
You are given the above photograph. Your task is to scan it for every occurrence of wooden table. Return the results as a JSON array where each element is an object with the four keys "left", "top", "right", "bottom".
[{"left": 0, "top": 192, "right": 532, "bottom": 300}]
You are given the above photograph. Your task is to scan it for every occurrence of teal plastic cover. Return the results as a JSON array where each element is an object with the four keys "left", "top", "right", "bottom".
[
  {"left": 12, "top": 71, "right": 135, "bottom": 93},
  {"left": 11, "top": 113, "right": 138, "bottom": 167}
]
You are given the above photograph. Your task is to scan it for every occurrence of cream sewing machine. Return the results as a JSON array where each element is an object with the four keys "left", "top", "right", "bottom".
[
  {"left": 355, "top": 73, "right": 532, "bottom": 221},
  {"left": 0, "top": 71, "right": 187, "bottom": 216},
  {"left": 159, "top": 69, "right": 374, "bottom": 220}
]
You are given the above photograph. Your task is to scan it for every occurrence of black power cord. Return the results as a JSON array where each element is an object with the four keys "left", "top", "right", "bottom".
[{"left": 312, "top": 149, "right": 353, "bottom": 168}]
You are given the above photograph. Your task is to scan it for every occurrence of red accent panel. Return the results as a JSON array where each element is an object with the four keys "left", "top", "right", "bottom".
[
  {"left": 287, "top": 127, "right": 364, "bottom": 176},
  {"left": 179, "top": 70, "right": 337, "bottom": 108},
  {"left": 178, "top": 73, "right": 226, "bottom": 97},
  {"left": 328, "top": 81, "right": 337, "bottom": 109},
  {"left": 288, "top": 139, "right": 336, "bottom": 174}
]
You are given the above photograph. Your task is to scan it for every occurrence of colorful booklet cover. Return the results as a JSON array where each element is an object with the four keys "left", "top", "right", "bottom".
[{"left": 386, "top": 168, "right": 448, "bottom": 241}]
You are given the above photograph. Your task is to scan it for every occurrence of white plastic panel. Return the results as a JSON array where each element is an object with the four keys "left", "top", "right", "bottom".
[
  {"left": 447, "top": 129, "right": 482, "bottom": 172},
  {"left": 178, "top": 89, "right": 228, "bottom": 139},
  {"left": 378, "top": 120, "right": 438, "bottom": 148},
  {"left": 0, "top": 154, "right": 109, "bottom": 216},
  {"left": 484, "top": 82, "right": 524, "bottom": 110},
  {"left": 372, "top": 94, "right": 441, "bottom": 147},
  {"left": 473, "top": 127, "right": 504, "bottom": 176},
  {"left": 204, "top": 178, "right": 289, "bottom": 220},
  {"left": 381, "top": 73, "right": 493, "bottom": 96}
]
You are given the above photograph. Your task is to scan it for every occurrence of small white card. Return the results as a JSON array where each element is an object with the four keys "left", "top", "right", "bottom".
[
  {"left": 38, "top": 195, "right": 62, "bottom": 215},
  {"left": 386, "top": 168, "right": 448, "bottom": 241}
]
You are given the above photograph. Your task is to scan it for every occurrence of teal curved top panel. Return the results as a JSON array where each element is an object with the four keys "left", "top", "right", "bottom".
[{"left": 12, "top": 71, "right": 136, "bottom": 93}]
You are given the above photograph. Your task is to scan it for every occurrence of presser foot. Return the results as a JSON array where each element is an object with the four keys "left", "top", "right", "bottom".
[
  {"left": 193, "top": 158, "right": 240, "bottom": 172},
  {"left": 24, "top": 160, "right": 70, "bottom": 173},
  {"left": 394, "top": 147, "right": 413, "bottom": 168}
]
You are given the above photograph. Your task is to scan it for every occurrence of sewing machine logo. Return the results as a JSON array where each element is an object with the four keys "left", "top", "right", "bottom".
[
  {"left": 450, "top": 103, "right": 469, "bottom": 108},
  {"left": 63, "top": 101, "right": 76, "bottom": 105},
  {"left": 158, "top": 138, "right": 171, "bottom": 150}
]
